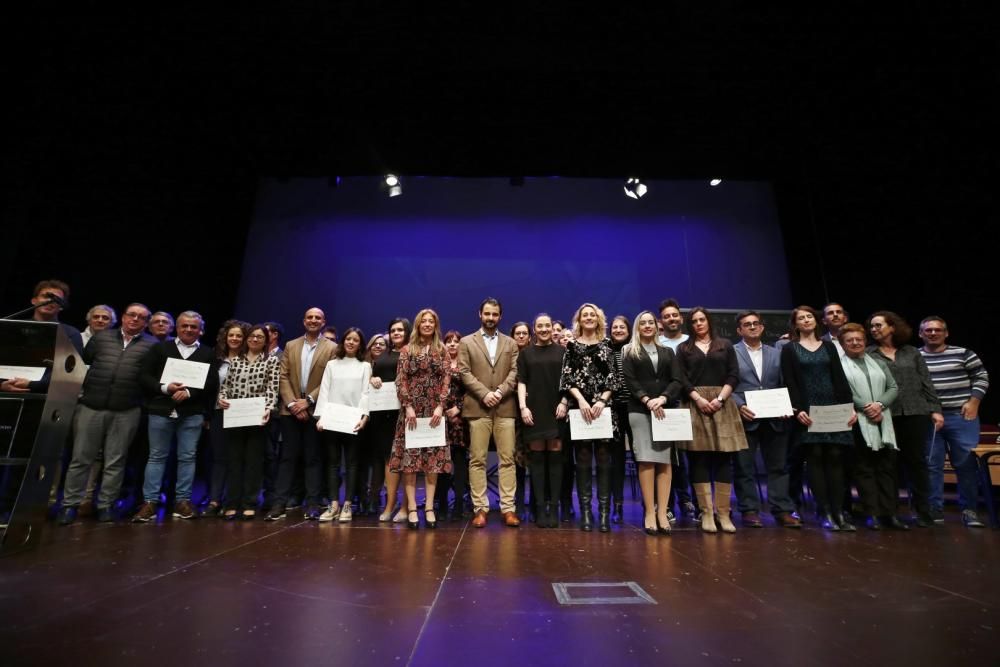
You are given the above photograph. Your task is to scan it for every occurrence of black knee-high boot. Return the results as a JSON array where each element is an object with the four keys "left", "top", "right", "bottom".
[
  {"left": 597, "top": 457, "right": 611, "bottom": 532},
  {"left": 529, "top": 450, "right": 548, "bottom": 527},
  {"left": 576, "top": 461, "right": 594, "bottom": 531},
  {"left": 547, "top": 449, "right": 564, "bottom": 528}
]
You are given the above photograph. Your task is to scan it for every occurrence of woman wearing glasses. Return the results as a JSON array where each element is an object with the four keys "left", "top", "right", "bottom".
[{"left": 203, "top": 320, "right": 250, "bottom": 516}]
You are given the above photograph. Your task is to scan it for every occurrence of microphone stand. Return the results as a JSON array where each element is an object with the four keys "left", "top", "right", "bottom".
[{"left": 0, "top": 299, "right": 59, "bottom": 321}]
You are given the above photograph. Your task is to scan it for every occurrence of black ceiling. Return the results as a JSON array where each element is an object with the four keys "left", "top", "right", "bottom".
[{"left": 7, "top": 4, "right": 993, "bottom": 185}]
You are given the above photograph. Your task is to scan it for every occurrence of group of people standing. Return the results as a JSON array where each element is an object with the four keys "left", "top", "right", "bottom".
[{"left": 3, "top": 280, "right": 990, "bottom": 534}]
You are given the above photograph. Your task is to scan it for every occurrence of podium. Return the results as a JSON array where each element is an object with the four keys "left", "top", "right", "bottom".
[{"left": 0, "top": 320, "right": 86, "bottom": 555}]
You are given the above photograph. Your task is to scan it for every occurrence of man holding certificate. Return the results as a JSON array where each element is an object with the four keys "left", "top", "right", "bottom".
[
  {"left": 731, "top": 311, "right": 801, "bottom": 529},
  {"left": 134, "top": 311, "right": 218, "bottom": 522}
]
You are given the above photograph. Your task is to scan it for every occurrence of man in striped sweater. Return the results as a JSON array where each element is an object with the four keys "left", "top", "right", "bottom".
[{"left": 919, "top": 316, "right": 990, "bottom": 527}]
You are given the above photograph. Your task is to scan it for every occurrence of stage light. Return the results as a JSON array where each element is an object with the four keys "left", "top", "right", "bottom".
[
  {"left": 709, "top": 178, "right": 722, "bottom": 186},
  {"left": 384, "top": 174, "right": 402, "bottom": 197},
  {"left": 624, "top": 178, "right": 648, "bottom": 199}
]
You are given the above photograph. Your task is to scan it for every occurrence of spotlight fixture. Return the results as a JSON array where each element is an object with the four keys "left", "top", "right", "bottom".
[
  {"left": 624, "top": 178, "right": 648, "bottom": 199},
  {"left": 384, "top": 173, "right": 402, "bottom": 197},
  {"left": 709, "top": 178, "right": 722, "bottom": 187}
]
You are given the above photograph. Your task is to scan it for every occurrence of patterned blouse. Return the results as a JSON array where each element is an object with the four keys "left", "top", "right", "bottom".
[
  {"left": 219, "top": 353, "right": 281, "bottom": 409},
  {"left": 559, "top": 338, "right": 622, "bottom": 407}
]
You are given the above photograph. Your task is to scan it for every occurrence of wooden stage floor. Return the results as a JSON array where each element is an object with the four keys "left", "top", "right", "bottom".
[{"left": 2, "top": 506, "right": 998, "bottom": 667}]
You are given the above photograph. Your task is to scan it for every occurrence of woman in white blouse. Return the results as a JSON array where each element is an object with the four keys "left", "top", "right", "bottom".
[{"left": 314, "top": 328, "right": 371, "bottom": 523}]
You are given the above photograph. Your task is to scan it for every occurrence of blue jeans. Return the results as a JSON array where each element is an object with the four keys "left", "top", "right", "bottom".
[
  {"left": 143, "top": 414, "right": 204, "bottom": 503},
  {"left": 927, "top": 412, "right": 980, "bottom": 511}
]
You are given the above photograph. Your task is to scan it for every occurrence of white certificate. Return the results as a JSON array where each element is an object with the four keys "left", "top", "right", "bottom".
[
  {"left": 651, "top": 409, "right": 693, "bottom": 441},
  {"left": 808, "top": 403, "right": 854, "bottom": 433},
  {"left": 404, "top": 417, "right": 446, "bottom": 448},
  {"left": 568, "top": 409, "right": 613, "bottom": 441},
  {"left": 0, "top": 365, "right": 46, "bottom": 382},
  {"left": 369, "top": 381, "right": 401, "bottom": 411},
  {"left": 159, "top": 357, "right": 211, "bottom": 389},
  {"left": 745, "top": 388, "right": 794, "bottom": 419},
  {"left": 320, "top": 403, "right": 364, "bottom": 435},
  {"left": 223, "top": 397, "right": 267, "bottom": 429}
]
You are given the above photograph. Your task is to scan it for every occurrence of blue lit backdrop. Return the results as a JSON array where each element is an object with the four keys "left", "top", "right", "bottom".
[{"left": 234, "top": 177, "right": 791, "bottom": 338}]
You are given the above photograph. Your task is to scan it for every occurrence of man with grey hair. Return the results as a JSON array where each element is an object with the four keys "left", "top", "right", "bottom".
[
  {"left": 133, "top": 310, "right": 217, "bottom": 522},
  {"left": 57, "top": 303, "right": 157, "bottom": 525},
  {"left": 147, "top": 311, "right": 175, "bottom": 341},
  {"left": 81, "top": 304, "right": 118, "bottom": 347}
]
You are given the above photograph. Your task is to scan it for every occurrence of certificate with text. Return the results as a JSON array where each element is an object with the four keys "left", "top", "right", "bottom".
[
  {"left": 159, "top": 357, "right": 210, "bottom": 389},
  {"left": 650, "top": 409, "right": 693, "bottom": 441},
  {"left": 568, "top": 409, "right": 613, "bottom": 441},
  {"left": 369, "top": 382, "right": 401, "bottom": 411},
  {"left": 808, "top": 403, "right": 854, "bottom": 433},
  {"left": 223, "top": 397, "right": 267, "bottom": 429},
  {"left": 320, "top": 403, "right": 364, "bottom": 435},
  {"left": 0, "top": 365, "right": 46, "bottom": 382},
  {"left": 745, "top": 388, "right": 794, "bottom": 419},
  {"left": 404, "top": 417, "right": 446, "bottom": 448}
]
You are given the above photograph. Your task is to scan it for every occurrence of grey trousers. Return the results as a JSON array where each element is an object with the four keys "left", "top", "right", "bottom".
[{"left": 62, "top": 405, "right": 141, "bottom": 509}]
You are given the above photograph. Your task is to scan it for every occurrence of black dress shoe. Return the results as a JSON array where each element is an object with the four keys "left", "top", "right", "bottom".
[
  {"left": 915, "top": 513, "right": 934, "bottom": 528},
  {"left": 883, "top": 515, "right": 910, "bottom": 530},
  {"left": 96, "top": 507, "right": 116, "bottom": 523},
  {"left": 834, "top": 513, "right": 856, "bottom": 532},
  {"left": 866, "top": 516, "right": 882, "bottom": 531},
  {"left": 57, "top": 506, "right": 78, "bottom": 526},
  {"left": 821, "top": 513, "right": 840, "bottom": 531}
]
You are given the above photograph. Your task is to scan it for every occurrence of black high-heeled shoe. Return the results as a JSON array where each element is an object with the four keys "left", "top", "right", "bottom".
[
  {"left": 657, "top": 516, "right": 672, "bottom": 535},
  {"left": 643, "top": 513, "right": 658, "bottom": 536},
  {"left": 425, "top": 509, "right": 437, "bottom": 529},
  {"left": 407, "top": 508, "right": 419, "bottom": 530}
]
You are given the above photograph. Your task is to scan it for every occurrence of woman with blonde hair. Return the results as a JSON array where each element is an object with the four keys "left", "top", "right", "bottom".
[
  {"left": 559, "top": 303, "right": 622, "bottom": 532},
  {"left": 388, "top": 309, "right": 451, "bottom": 529}
]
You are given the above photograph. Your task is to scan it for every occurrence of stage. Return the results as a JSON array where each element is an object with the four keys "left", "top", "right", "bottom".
[{"left": 2, "top": 505, "right": 997, "bottom": 667}]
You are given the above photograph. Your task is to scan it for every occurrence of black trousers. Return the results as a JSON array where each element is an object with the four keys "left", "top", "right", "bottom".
[
  {"left": 206, "top": 409, "right": 228, "bottom": 504},
  {"left": 687, "top": 451, "right": 734, "bottom": 484},
  {"left": 852, "top": 438, "right": 899, "bottom": 516},
  {"left": 893, "top": 414, "right": 932, "bottom": 516},
  {"left": 225, "top": 424, "right": 266, "bottom": 510},
  {"left": 323, "top": 430, "right": 360, "bottom": 505},
  {"left": 804, "top": 442, "right": 848, "bottom": 514},
  {"left": 274, "top": 415, "right": 322, "bottom": 507},
  {"left": 611, "top": 404, "right": 630, "bottom": 506},
  {"left": 734, "top": 424, "right": 794, "bottom": 514},
  {"left": 435, "top": 445, "right": 470, "bottom": 511}
]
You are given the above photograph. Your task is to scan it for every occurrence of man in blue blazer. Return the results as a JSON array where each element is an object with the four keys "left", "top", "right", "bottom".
[{"left": 731, "top": 311, "right": 801, "bottom": 528}]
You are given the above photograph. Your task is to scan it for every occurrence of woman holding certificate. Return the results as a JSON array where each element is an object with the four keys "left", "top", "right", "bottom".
[
  {"left": 780, "top": 306, "right": 857, "bottom": 531},
  {"left": 389, "top": 309, "right": 451, "bottom": 529},
  {"left": 622, "top": 311, "right": 683, "bottom": 535},
  {"left": 609, "top": 315, "right": 633, "bottom": 524},
  {"left": 217, "top": 324, "right": 280, "bottom": 520},
  {"left": 838, "top": 323, "right": 906, "bottom": 530},
  {"left": 370, "top": 318, "right": 411, "bottom": 522},
  {"left": 517, "top": 314, "right": 567, "bottom": 528},
  {"left": 205, "top": 319, "right": 249, "bottom": 517},
  {"left": 559, "top": 303, "right": 621, "bottom": 532},
  {"left": 314, "top": 328, "right": 371, "bottom": 523},
  {"left": 676, "top": 307, "right": 747, "bottom": 534}
]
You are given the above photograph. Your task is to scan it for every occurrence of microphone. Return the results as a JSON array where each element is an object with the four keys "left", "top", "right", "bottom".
[{"left": 39, "top": 292, "right": 68, "bottom": 308}]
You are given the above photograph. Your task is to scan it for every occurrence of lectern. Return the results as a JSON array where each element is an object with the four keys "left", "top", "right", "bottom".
[{"left": 0, "top": 320, "right": 85, "bottom": 555}]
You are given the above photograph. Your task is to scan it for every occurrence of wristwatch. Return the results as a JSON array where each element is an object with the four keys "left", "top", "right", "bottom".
[{"left": 716, "top": 396, "right": 726, "bottom": 404}]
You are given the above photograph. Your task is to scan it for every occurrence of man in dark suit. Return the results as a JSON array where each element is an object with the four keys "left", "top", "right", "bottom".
[
  {"left": 731, "top": 311, "right": 801, "bottom": 528},
  {"left": 459, "top": 297, "right": 520, "bottom": 527},
  {"left": 133, "top": 310, "right": 217, "bottom": 522},
  {"left": 265, "top": 307, "right": 336, "bottom": 520}
]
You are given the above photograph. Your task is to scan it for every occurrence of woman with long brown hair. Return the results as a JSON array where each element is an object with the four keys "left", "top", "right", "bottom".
[
  {"left": 434, "top": 330, "right": 470, "bottom": 519},
  {"left": 370, "top": 318, "right": 411, "bottom": 521}
]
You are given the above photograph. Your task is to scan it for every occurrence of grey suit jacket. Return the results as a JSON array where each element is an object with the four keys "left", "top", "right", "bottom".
[{"left": 732, "top": 340, "right": 786, "bottom": 432}]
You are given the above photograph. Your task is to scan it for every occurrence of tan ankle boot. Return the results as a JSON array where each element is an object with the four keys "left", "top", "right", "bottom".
[
  {"left": 715, "top": 482, "right": 736, "bottom": 533},
  {"left": 694, "top": 483, "right": 717, "bottom": 533}
]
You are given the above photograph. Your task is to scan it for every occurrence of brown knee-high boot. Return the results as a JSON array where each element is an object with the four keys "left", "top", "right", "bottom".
[
  {"left": 694, "top": 483, "right": 717, "bottom": 533},
  {"left": 714, "top": 482, "right": 737, "bottom": 533}
]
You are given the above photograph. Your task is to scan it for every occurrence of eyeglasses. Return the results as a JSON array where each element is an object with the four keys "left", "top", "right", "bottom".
[
  {"left": 372, "top": 341, "right": 387, "bottom": 347},
  {"left": 124, "top": 312, "right": 148, "bottom": 320},
  {"left": 248, "top": 334, "right": 266, "bottom": 340},
  {"left": 740, "top": 321, "right": 762, "bottom": 328}
]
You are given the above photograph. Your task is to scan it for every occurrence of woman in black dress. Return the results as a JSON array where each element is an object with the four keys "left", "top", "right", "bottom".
[
  {"left": 510, "top": 321, "right": 532, "bottom": 519},
  {"left": 609, "top": 314, "right": 633, "bottom": 523},
  {"left": 780, "top": 305, "right": 857, "bottom": 531},
  {"left": 517, "top": 314, "right": 567, "bottom": 528},
  {"left": 371, "top": 317, "right": 411, "bottom": 522},
  {"left": 559, "top": 303, "right": 622, "bottom": 532},
  {"left": 675, "top": 307, "right": 748, "bottom": 533},
  {"left": 434, "top": 330, "right": 470, "bottom": 519}
]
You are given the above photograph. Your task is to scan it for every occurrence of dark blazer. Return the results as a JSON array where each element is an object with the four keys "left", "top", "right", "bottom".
[
  {"left": 732, "top": 340, "right": 786, "bottom": 432},
  {"left": 779, "top": 339, "right": 852, "bottom": 414},
  {"left": 141, "top": 340, "right": 218, "bottom": 418},
  {"left": 621, "top": 343, "right": 683, "bottom": 414}
]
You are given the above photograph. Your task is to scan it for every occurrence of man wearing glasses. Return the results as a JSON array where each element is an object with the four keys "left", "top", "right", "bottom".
[
  {"left": 57, "top": 304, "right": 157, "bottom": 525},
  {"left": 919, "top": 316, "right": 990, "bottom": 527},
  {"left": 147, "top": 312, "right": 175, "bottom": 342},
  {"left": 731, "top": 311, "right": 801, "bottom": 528}
]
